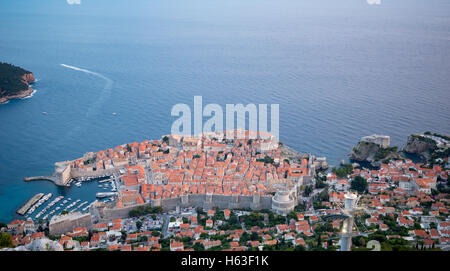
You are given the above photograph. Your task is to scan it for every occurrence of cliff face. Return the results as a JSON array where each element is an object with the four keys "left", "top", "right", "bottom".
[
  {"left": 404, "top": 135, "right": 437, "bottom": 162},
  {"left": 349, "top": 141, "right": 402, "bottom": 167},
  {"left": 22, "top": 72, "right": 35, "bottom": 84},
  {"left": 350, "top": 141, "right": 380, "bottom": 162},
  {"left": 350, "top": 134, "right": 445, "bottom": 166}
]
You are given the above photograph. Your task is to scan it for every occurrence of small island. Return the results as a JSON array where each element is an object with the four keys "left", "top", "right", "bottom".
[{"left": 0, "top": 62, "right": 35, "bottom": 104}]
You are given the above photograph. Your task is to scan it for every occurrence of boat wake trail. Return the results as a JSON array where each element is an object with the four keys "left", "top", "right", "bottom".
[{"left": 60, "top": 64, "right": 113, "bottom": 137}]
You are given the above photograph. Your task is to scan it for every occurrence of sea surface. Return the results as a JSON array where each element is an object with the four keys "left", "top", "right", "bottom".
[{"left": 0, "top": 0, "right": 449, "bottom": 222}]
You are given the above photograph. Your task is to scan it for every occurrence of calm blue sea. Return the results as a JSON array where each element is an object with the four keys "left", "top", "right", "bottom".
[{"left": 0, "top": 0, "right": 449, "bottom": 222}]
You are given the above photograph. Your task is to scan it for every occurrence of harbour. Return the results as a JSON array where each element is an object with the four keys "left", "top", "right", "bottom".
[{"left": 13, "top": 175, "right": 118, "bottom": 222}]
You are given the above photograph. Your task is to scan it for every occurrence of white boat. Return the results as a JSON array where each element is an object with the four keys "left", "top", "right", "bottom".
[
  {"left": 27, "top": 193, "right": 52, "bottom": 215},
  {"left": 82, "top": 202, "right": 92, "bottom": 212},
  {"left": 38, "top": 196, "right": 63, "bottom": 217}
]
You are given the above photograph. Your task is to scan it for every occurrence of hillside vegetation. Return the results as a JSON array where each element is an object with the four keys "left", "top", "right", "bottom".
[{"left": 0, "top": 62, "right": 31, "bottom": 95}]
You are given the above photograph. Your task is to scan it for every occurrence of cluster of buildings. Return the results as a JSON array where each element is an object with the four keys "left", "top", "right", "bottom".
[
  {"left": 3, "top": 131, "right": 449, "bottom": 251},
  {"left": 65, "top": 130, "right": 316, "bottom": 215},
  {"left": 2, "top": 207, "right": 327, "bottom": 251},
  {"left": 2, "top": 156, "right": 449, "bottom": 250},
  {"left": 325, "top": 159, "right": 449, "bottom": 249}
]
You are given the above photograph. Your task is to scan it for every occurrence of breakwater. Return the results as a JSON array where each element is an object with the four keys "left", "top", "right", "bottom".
[{"left": 16, "top": 193, "right": 44, "bottom": 215}]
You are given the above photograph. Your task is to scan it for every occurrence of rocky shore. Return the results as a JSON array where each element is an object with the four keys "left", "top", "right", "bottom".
[
  {"left": 0, "top": 68, "right": 35, "bottom": 104},
  {"left": 404, "top": 134, "right": 438, "bottom": 162},
  {"left": 0, "top": 87, "right": 35, "bottom": 104},
  {"left": 404, "top": 133, "right": 450, "bottom": 164},
  {"left": 349, "top": 137, "right": 403, "bottom": 167},
  {"left": 350, "top": 132, "right": 450, "bottom": 167}
]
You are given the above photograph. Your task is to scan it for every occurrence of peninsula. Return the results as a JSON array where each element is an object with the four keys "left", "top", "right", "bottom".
[
  {"left": 24, "top": 130, "right": 328, "bottom": 218},
  {"left": 0, "top": 62, "right": 35, "bottom": 104}
]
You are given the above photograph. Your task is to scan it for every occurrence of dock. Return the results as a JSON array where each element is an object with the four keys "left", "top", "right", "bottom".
[
  {"left": 17, "top": 193, "right": 44, "bottom": 216},
  {"left": 98, "top": 178, "right": 112, "bottom": 184},
  {"left": 23, "top": 174, "right": 66, "bottom": 186},
  {"left": 96, "top": 192, "right": 117, "bottom": 198}
]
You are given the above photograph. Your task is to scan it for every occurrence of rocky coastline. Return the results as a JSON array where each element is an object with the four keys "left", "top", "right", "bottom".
[
  {"left": 349, "top": 132, "right": 450, "bottom": 168},
  {"left": 349, "top": 140, "right": 403, "bottom": 168},
  {"left": 0, "top": 68, "right": 36, "bottom": 104},
  {"left": 404, "top": 133, "right": 450, "bottom": 164}
]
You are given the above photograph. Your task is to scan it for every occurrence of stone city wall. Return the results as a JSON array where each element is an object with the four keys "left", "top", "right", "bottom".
[
  {"left": 49, "top": 213, "right": 93, "bottom": 236},
  {"left": 101, "top": 194, "right": 273, "bottom": 220},
  {"left": 69, "top": 167, "right": 124, "bottom": 179}
]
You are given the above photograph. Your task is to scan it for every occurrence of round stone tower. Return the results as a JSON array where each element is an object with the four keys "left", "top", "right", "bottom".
[{"left": 271, "top": 189, "right": 295, "bottom": 216}]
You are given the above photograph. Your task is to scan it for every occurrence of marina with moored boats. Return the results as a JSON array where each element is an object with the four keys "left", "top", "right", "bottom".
[
  {"left": 15, "top": 174, "right": 118, "bottom": 222},
  {"left": 25, "top": 193, "right": 52, "bottom": 216}
]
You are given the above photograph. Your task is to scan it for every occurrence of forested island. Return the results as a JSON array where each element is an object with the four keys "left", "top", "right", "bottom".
[{"left": 0, "top": 62, "right": 35, "bottom": 104}]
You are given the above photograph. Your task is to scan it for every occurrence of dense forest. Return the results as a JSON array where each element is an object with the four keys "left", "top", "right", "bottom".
[{"left": 0, "top": 62, "right": 31, "bottom": 96}]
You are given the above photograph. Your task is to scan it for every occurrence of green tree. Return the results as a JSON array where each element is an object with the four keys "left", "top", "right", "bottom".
[
  {"left": 303, "top": 185, "right": 313, "bottom": 197},
  {"left": 294, "top": 245, "right": 306, "bottom": 251},
  {"left": 0, "top": 232, "right": 13, "bottom": 248},
  {"left": 193, "top": 242, "right": 205, "bottom": 251},
  {"left": 317, "top": 189, "right": 329, "bottom": 202},
  {"left": 332, "top": 164, "right": 353, "bottom": 178},
  {"left": 351, "top": 176, "right": 368, "bottom": 193},
  {"left": 315, "top": 176, "right": 327, "bottom": 189},
  {"left": 0, "top": 63, "right": 32, "bottom": 95}
]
